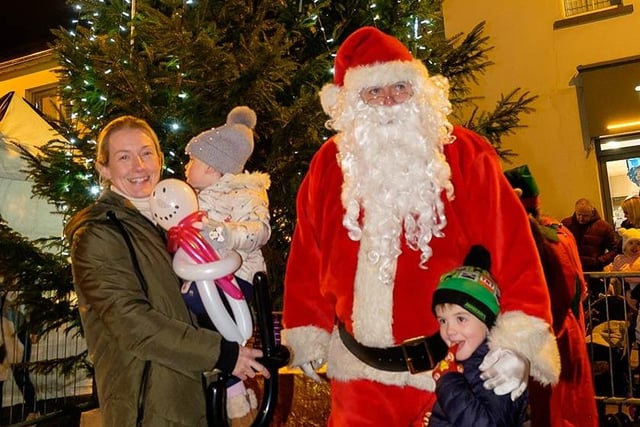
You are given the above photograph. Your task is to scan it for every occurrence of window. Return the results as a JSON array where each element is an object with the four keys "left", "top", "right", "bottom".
[
  {"left": 25, "top": 83, "right": 64, "bottom": 122},
  {"left": 596, "top": 134, "right": 640, "bottom": 226},
  {"left": 563, "top": 0, "right": 622, "bottom": 17}
]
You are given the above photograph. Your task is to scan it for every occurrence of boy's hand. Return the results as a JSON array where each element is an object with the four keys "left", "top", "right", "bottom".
[{"left": 432, "top": 343, "right": 462, "bottom": 382}]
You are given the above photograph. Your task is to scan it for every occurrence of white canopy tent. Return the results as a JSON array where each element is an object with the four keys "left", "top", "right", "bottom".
[
  {"left": 0, "top": 91, "right": 65, "bottom": 239},
  {"left": 0, "top": 91, "right": 91, "bottom": 411}
]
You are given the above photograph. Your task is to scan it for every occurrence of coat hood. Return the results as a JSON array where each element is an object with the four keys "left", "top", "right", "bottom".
[{"left": 64, "top": 190, "right": 143, "bottom": 242}]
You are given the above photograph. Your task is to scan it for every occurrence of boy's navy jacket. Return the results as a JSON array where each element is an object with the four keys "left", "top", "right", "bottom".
[{"left": 428, "top": 341, "right": 528, "bottom": 427}]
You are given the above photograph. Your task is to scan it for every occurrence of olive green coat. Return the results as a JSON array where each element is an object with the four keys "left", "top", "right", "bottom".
[{"left": 65, "top": 190, "right": 232, "bottom": 426}]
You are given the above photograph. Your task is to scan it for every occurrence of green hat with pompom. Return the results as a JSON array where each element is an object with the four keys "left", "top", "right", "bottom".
[{"left": 432, "top": 246, "right": 501, "bottom": 326}]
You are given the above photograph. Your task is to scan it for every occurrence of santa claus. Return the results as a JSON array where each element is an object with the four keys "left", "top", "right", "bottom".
[{"left": 282, "top": 26, "right": 560, "bottom": 426}]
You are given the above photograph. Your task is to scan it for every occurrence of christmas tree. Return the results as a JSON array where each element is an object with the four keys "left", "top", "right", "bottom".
[{"left": 1, "top": 0, "right": 535, "bottom": 376}]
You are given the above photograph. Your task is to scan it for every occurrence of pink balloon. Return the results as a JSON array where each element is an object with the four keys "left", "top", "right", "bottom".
[{"left": 166, "top": 210, "right": 243, "bottom": 299}]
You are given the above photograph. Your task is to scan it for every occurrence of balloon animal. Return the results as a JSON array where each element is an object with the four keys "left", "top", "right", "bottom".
[{"left": 150, "top": 178, "right": 253, "bottom": 344}]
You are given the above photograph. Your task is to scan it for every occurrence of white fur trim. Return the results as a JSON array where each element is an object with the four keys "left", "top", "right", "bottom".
[
  {"left": 282, "top": 325, "right": 331, "bottom": 367},
  {"left": 344, "top": 60, "right": 429, "bottom": 93},
  {"left": 488, "top": 311, "right": 560, "bottom": 386},
  {"left": 227, "top": 392, "right": 252, "bottom": 418},
  {"left": 352, "top": 233, "right": 395, "bottom": 346},
  {"left": 320, "top": 83, "right": 340, "bottom": 115},
  {"left": 327, "top": 327, "right": 436, "bottom": 391},
  {"left": 247, "top": 388, "right": 257, "bottom": 409}
]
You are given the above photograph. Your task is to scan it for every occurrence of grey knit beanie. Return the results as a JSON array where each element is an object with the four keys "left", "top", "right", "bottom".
[{"left": 185, "top": 106, "right": 257, "bottom": 174}]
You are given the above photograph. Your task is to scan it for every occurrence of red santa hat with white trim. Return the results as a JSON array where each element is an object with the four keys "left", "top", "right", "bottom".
[{"left": 319, "top": 26, "right": 432, "bottom": 113}]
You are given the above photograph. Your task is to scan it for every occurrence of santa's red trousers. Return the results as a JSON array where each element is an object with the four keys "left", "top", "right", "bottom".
[{"left": 328, "top": 379, "right": 436, "bottom": 426}]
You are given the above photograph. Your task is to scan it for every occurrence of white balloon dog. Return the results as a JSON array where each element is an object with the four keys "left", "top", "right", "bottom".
[{"left": 150, "top": 178, "right": 253, "bottom": 344}]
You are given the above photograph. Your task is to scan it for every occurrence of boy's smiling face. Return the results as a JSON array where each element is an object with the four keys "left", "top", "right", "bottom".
[{"left": 435, "top": 303, "right": 489, "bottom": 361}]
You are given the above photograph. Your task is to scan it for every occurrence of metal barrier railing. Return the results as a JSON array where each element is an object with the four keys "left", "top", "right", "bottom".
[
  {"left": 1, "top": 324, "right": 93, "bottom": 426},
  {"left": 1, "top": 274, "right": 286, "bottom": 426},
  {"left": 10, "top": 271, "right": 640, "bottom": 425},
  {"left": 584, "top": 271, "right": 640, "bottom": 423}
]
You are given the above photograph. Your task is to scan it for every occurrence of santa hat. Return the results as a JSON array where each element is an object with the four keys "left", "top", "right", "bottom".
[
  {"left": 319, "top": 26, "right": 429, "bottom": 113},
  {"left": 504, "top": 164, "right": 540, "bottom": 215},
  {"left": 185, "top": 106, "right": 257, "bottom": 174},
  {"left": 432, "top": 245, "right": 501, "bottom": 327},
  {"left": 618, "top": 227, "right": 640, "bottom": 250}
]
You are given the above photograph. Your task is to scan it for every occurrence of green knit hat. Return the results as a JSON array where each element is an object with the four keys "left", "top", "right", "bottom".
[
  {"left": 503, "top": 164, "right": 540, "bottom": 216},
  {"left": 432, "top": 266, "right": 501, "bottom": 326}
]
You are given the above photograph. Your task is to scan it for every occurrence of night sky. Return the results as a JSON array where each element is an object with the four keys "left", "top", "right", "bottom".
[{"left": 0, "top": 0, "right": 73, "bottom": 61}]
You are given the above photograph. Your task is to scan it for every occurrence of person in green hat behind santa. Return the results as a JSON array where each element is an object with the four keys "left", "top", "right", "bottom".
[
  {"left": 505, "top": 164, "right": 598, "bottom": 427},
  {"left": 424, "top": 245, "right": 529, "bottom": 426}
]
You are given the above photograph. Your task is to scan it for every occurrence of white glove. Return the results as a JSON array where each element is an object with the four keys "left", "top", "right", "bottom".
[
  {"left": 299, "top": 358, "right": 325, "bottom": 383},
  {"left": 479, "top": 348, "right": 529, "bottom": 401}
]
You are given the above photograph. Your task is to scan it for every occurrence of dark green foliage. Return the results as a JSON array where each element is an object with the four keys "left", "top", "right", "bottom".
[{"left": 0, "top": 216, "right": 85, "bottom": 376}]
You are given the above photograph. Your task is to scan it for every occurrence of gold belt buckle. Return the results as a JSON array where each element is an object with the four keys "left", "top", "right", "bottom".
[{"left": 400, "top": 335, "right": 432, "bottom": 374}]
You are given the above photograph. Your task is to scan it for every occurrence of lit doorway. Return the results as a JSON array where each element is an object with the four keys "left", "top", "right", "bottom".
[{"left": 597, "top": 133, "right": 640, "bottom": 226}]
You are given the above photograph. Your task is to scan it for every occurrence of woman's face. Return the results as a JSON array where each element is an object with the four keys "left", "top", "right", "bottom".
[{"left": 98, "top": 128, "right": 162, "bottom": 198}]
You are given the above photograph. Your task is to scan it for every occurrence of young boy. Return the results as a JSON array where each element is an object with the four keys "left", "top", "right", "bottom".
[
  {"left": 184, "top": 106, "right": 271, "bottom": 427},
  {"left": 425, "top": 255, "right": 529, "bottom": 426}
]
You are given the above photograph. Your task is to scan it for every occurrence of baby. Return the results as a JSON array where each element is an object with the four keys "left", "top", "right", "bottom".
[
  {"left": 604, "top": 227, "right": 640, "bottom": 298},
  {"left": 184, "top": 106, "right": 271, "bottom": 426}
]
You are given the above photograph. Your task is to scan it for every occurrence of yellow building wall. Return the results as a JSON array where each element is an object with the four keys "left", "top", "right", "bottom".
[
  {"left": 0, "top": 68, "right": 60, "bottom": 98},
  {"left": 0, "top": 51, "right": 64, "bottom": 239},
  {"left": 442, "top": 1, "right": 640, "bottom": 221},
  {"left": 0, "top": 51, "right": 60, "bottom": 98}
]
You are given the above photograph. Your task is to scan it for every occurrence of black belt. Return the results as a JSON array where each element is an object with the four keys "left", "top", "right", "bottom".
[{"left": 338, "top": 322, "right": 447, "bottom": 374}]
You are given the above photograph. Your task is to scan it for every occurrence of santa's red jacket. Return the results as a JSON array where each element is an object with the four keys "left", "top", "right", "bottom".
[{"left": 283, "top": 125, "right": 559, "bottom": 399}]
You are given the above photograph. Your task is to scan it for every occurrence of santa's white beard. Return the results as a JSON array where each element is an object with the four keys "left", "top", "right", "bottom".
[{"left": 336, "top": 98, "right": 454, "bottom": 285}]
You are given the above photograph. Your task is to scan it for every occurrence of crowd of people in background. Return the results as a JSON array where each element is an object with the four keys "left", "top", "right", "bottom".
[
  {"left": 558, "top": 193, "right": 640, "bottom": 424},
  {"left": 560, "top": 195, "right": 640, "bottom": 293}
]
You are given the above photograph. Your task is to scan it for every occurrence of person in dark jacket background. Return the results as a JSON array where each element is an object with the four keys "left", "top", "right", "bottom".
[
  {"left": 561, "top": 198, "right": 617, "bottom": 296},
  {"left": 424, "top": 252, "right": 528, "bottom": 427}
]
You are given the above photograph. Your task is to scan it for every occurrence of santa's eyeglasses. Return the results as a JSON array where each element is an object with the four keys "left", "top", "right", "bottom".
[{"left": 360, "top": 82, "right": 414, "bottom": 106}]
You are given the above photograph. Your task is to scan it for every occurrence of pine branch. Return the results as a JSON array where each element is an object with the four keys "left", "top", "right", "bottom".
[
  {"left": 464, "top": 88, "right": 538, "bottom": 160},
  {"left": 20, "top": 352, "right": 88, "bottom": 377},
  {"left": 0, "top": 216, "right": 77, "bottom": 335}
]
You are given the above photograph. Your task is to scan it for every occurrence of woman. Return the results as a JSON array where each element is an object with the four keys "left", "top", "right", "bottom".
[
  {"left": 621, "top": 196, "right": 640, "bottom": 229},
  {"left": 65, "top": 116, "right": 268, "bottom": 426}
]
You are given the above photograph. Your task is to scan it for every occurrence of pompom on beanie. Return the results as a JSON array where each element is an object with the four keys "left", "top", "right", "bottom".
[{"left": 185, "top": 106, "right": 257, "bottom": 174}]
